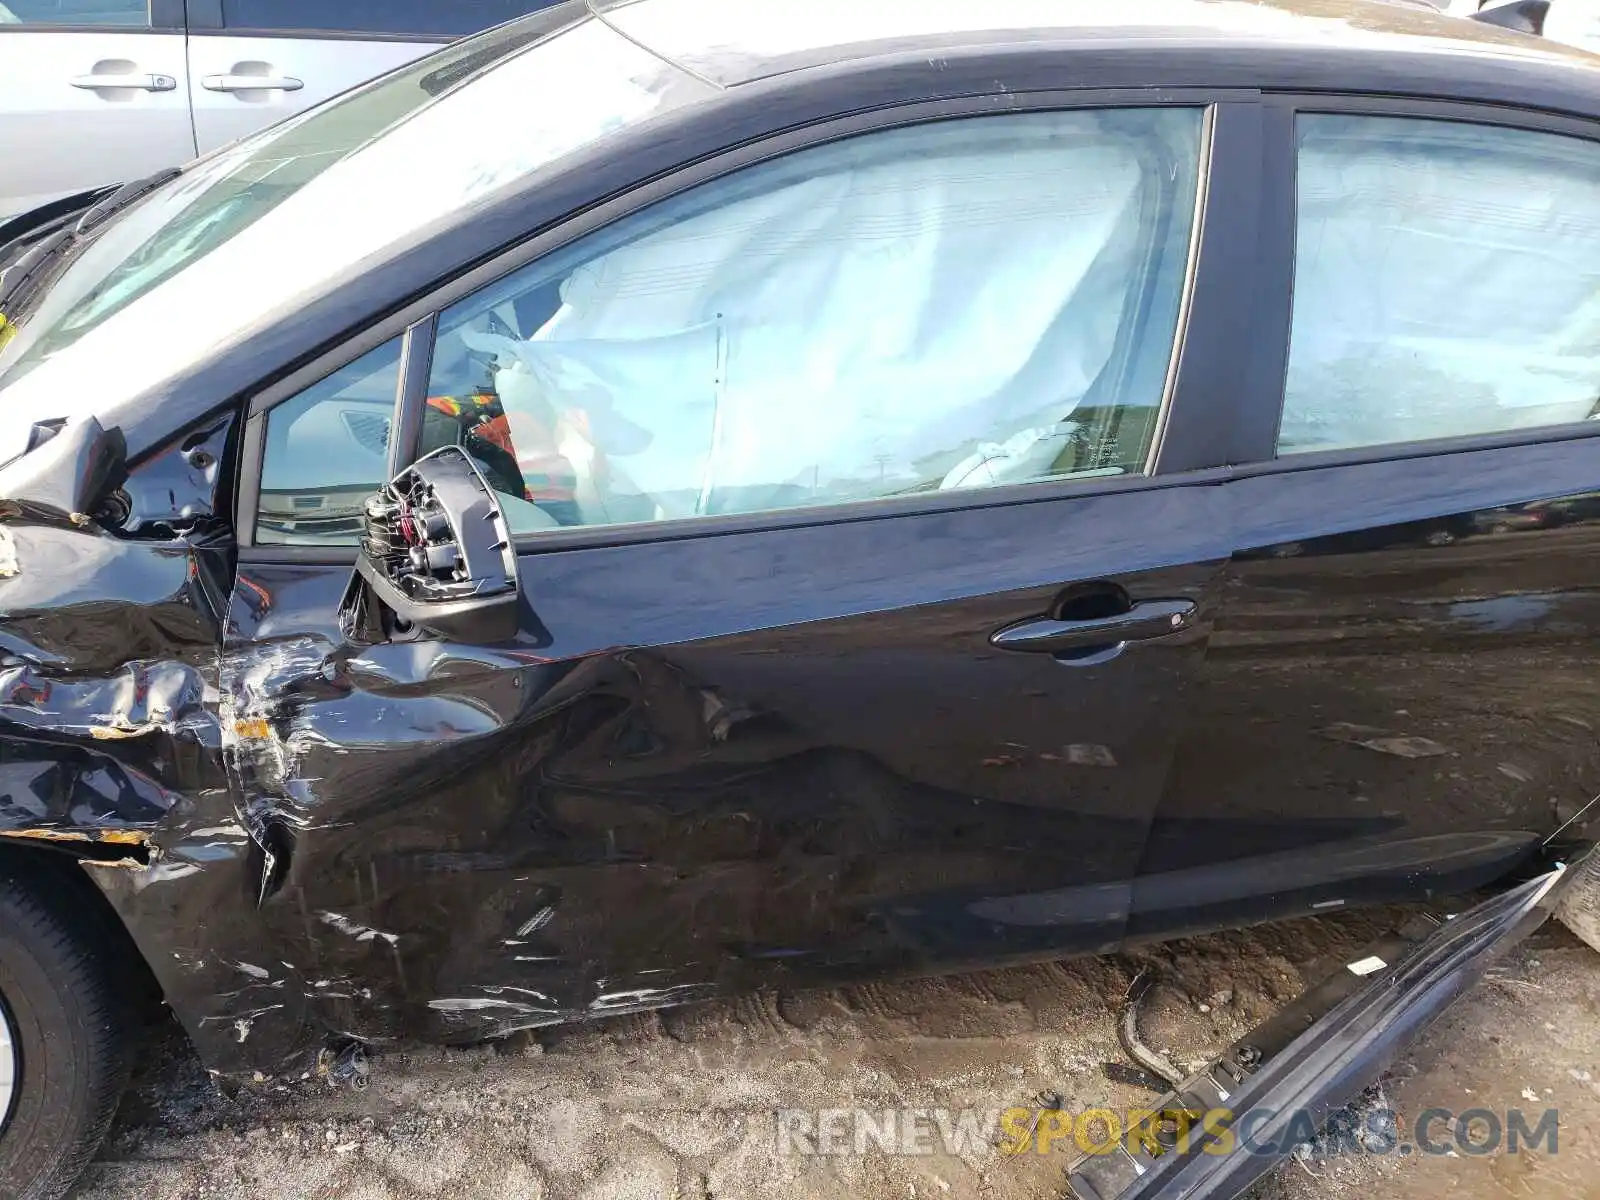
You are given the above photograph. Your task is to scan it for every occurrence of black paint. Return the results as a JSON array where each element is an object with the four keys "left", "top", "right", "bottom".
[{"left": 0, "top": 0, "right": 1594, "bottom": 1084}]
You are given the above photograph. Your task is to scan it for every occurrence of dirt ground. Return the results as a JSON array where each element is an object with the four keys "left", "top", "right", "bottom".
[{"left": 72, "top": 908, "right": 1600, "bottom": 1200}]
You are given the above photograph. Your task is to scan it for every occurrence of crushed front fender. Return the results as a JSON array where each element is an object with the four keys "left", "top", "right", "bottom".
[{"left": 0, "top": 411, "right": 317, "bottom": 1077}]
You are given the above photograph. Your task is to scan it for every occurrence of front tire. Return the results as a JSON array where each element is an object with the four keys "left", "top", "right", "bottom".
[{"left": 0, "top": 872, "right": 132, "bottom": 1199}]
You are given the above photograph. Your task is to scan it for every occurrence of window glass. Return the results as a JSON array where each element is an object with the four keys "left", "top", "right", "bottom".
[
  {"left": 1280, "top": 116, "right": 1600, "bottom": 455},
  {"left": 220, "top": 0, "right": 558, "bottom": 38},
  {"left": 0, "top": 0, "right": 147, "bottom": 25},
  {"left": 257, "top": 337, "right": 401, "bottom": 545},
  {"left": 418, "top": 108, "right": 1203, "bottom": 535},
  {"left": 0, "top": 9, "right": 696, "bottom": 466}
]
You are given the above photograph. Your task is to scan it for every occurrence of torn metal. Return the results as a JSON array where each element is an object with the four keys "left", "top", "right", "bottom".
[
  {"left": 0, "top": 412, "right": 307, "bottom": 1073},
  {"left": 0, "top": 826, "right": 152, "bottom": 868},
  {"left": 2, "top": 400, "right": 1598, "bottom": 1110}
]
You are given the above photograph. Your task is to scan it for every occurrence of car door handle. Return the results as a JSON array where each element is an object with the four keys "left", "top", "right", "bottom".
[
  {"left": 201, "top": 74, "right": 304, "bottom": 93},
  {"left": 70, "top": 73, "right": 178, "bottom": 92},
  {"left": 990, "top": 598, "right": 1198, "bottom": 654}
]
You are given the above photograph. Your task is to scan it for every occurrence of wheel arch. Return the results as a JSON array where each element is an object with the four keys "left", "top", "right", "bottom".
[{"left": 0, "top": 842, "right": 164, "bottom": 1023}]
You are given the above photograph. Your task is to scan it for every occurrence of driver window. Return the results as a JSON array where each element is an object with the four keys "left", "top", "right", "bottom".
[
  {"left": 256, "top": 337, "right": 403, "bottom": 545},
  {"left": 416, "top": 108, "right": 1204, "bottom": 535}
]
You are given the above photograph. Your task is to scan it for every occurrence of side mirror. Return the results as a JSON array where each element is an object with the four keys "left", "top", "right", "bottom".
[
  {"left": 0, "top": 415, "right": 127, "bottom": 519},
  {"left": 342, "top": 446, "right": 520, "bottom": 644}
]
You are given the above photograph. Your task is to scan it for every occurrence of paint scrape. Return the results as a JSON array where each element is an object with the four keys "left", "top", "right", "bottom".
[{"left": 318, "top": 911, "right": 401, "bottom": 946}]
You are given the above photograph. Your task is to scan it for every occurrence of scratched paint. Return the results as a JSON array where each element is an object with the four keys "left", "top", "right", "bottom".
[{"left": 0, "top": 414, "right": 325, "bottom": 1078}]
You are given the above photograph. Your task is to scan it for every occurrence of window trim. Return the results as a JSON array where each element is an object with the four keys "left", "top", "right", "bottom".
[
  {"left": 236, "top": 462, "right": 1240, "bottom": 565},
  {"left": 1234, "top": 92, "right": 1600, "bottom": 475},
  {"left": 388, "top": 312, "right": 437, "bottom": 478},
  {"left": 1151, "top": 98, "right": 1262, "bottom": 475},
  {"left": 1230, "top": 416, "right": 1600, "bottom": 483},
  {"left": 235, "top": 87, "right": 1260, "bottom": 560}
]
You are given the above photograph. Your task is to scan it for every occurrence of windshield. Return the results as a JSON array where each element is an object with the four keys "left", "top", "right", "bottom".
[{"left": 0, "top": 6, "right": 704, "bottom": 449}]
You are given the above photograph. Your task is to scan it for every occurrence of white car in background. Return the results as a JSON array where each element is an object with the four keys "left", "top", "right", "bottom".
[
  {"left": 0, "top": 0, "right": 557, "bottom": 222},
  {"left": 1, "top": 0, "right": 1596, "bottom": 230}
]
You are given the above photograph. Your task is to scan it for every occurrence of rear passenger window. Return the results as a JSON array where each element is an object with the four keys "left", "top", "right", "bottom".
[
  {"left": 1280, "top": 115, "right": 1600, "bottom": 455},
  {"left": 416, "top": 108, "right": 1204, "bottom": 536},
  {"left": 219, "top": 0, "right": 556, "bottom": 37}
]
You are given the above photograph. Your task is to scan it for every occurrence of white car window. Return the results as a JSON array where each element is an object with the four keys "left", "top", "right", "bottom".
[
  {"left": 415, "top": 108, "right": 1204, "bottom": 535},
  {"left": 1280, "top": 115, "right": 1600, "bottom": 454},
  {"left": 0, "top": 0, "right": 147, "bottom": 24},
  {"left": 0, "top": 11, "right": 705, "bottom": 461},
  {"left": 220, "top": 0, "right": 552, "bottom": 37}
]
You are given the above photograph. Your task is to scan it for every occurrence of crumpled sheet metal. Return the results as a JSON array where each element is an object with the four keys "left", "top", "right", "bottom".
[
  {"left": 0, "top": 422, "right": 610, "bottom": 1077},
  {"left": 0, "top": 413, "right": 320, "bottom": 1076}
]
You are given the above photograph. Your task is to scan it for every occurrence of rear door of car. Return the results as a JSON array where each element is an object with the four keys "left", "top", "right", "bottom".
[
  {"left": 184, "top": 0, "right": 557, "bottom": 154},
  {"left": 1139, "top": 96, "right": 1600, "bottom": 941},
  {"left": 221, "top": 93, "right": 1259, "bottom": 1041},
  {"left": 0, "top": 0, "right": 194, "bottom": 222}
]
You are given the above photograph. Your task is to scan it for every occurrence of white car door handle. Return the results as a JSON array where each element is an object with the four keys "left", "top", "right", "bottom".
[
  {"left": 70, "top": 73, "right": 178, "bottom": 92},
  {"left": 201, "top": 74, "right": 304, "bottom": 93}
]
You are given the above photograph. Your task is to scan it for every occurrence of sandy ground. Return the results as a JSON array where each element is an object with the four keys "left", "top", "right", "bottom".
[{"left": 70, "top": 908, "right": 1600, "bottom": 1200}]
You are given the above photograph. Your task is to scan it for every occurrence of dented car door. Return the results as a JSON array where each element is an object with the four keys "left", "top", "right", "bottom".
[
  {"left": 210, "top": 101, "right": 1237, "bottom": 1058},
  {"left": 221, "top": 469, "right": 1225, "bottom": 1052}
]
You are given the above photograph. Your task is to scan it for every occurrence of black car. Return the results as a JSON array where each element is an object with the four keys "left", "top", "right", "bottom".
[{"left": 0, "top": 1, "right": 1598, "bottom": 1196}]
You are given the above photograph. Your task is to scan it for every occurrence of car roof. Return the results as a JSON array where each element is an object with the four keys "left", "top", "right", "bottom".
[
  {"left": 51, "top": 0, "right": 1600, "bottom": 464},
  {"left": 594, "top": 0, "right": 1600, "bottom": 87}
]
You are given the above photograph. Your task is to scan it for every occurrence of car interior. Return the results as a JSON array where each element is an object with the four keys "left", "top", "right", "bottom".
[{"left": 258, "top": 108, "right": 1201, "bottom": 544}]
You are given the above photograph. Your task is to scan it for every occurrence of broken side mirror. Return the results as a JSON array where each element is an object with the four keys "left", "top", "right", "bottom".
[
  {"left": 342, "top": 446, "right": 520, "bottom": 644},
  {"left": 0, "top": 415, "right": 128, "bottom": 519}
]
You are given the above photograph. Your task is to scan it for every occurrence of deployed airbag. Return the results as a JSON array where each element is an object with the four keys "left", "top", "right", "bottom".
[
  {"left": 1281, "top": 115, "right": 1600, "bottom": 453},
  {"left": 448, "top": 110, "right": 1200, "bottom": 520}
]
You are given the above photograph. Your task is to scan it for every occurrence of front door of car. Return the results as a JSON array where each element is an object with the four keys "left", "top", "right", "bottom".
[
  {"left": 224, "top": 102, "right": 1237, "bottom": 1043},
  {"left": 1139, "top": 104, "right": 1600, "bottom": 941}
]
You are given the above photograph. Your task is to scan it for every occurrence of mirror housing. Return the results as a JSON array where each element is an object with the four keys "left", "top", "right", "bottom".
[
  {"left": 0, "top": 415, "right": 128, "bottom": 520},
  {"left": 344, "top": 446, "right": 520, "bottom": 644}
]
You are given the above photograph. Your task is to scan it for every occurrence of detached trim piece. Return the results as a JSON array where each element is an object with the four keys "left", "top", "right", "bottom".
[
  {"left": 1067, "top": 852, "right": 1583, "bottom": 1199},
  {"left": 0, "top": 827, "right": 152, "bottom": 869}
]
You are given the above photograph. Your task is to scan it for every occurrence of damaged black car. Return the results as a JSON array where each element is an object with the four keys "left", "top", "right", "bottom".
[{"left": 0, "top": 1, "right": 1598, "bottom": 1196}]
